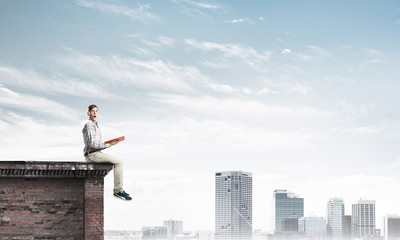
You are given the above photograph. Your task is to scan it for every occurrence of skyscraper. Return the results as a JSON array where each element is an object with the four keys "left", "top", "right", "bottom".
[
  {"left": 384, "top": 215, "right": 400, "bottom": 240},
  {"left": 215, "top": 171, "right": 252, "bottom": 240},
  {"left": 327, "top": 198, "right": 344, "bottom": 239},
  {"left": 352, "top": 199, "right": 376, "bottom": 238},
  {"left": 298, "top": 215, "right": 327, "bottom": 239},
  {"left": 343, "top": 215, "right": 352, "bottom": 240},
  {"left": 142, "top": 226, "right": 168, "bottom": 240},
  {"left": 163, "top": 220, "right": 183, "bottom": 239},
  {"left": 273, "top": 190, "right": 304, "bottom": 233}
]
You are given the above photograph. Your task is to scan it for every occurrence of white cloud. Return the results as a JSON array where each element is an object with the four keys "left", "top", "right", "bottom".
[
  {"left": 185, "top": 39, "right": 271, "bottom": 68},
  {"left": 352, "top": 126, "right": 380, "bottom": 135},
  {"left": 366, "top": 59, "right": 384, "bottom": 64},
  {"left": 172, "top": 0, "right": 226, "bottom": 10},
  {"left": 152, "top": 94, "right": 325, "bottom": 122},
  {"left": 75, "top": 0, "right": 160, "bottom": 23},
  {"left": 224, "top": 18, "right": 250, "bottom": 24},
  {"left": 259, "top": 79, "right": 311, "bottom": 96},
  {"left": 207, "top": 83, "right": 236, "bottom": 93},
  {"left": 0, "top": 66, "right": 115, "bottom": 98},
  {"left": 206, "top": 84, "right": 254, "bottom": 96},
  {"left": 59, "top": 49, "right": 209, "bottom": 93},
  {"left": 0, "top": 85, "right": 79, "bottom": 122},
  {"left": 334, "top": 100, "right": 370, "bottom": 116},
  {"left": 257, "top": 87, "right": 280, "bottom": 95},
  {"left": 0, "top": 110, "right": 82, "bottom": 160},
  {"left": 158, "top": 36, "right": 175, "bottom": 47},
  {"left": 294, "top": 45, "right": 329, "bottom": 62},
  {"left": 361, "top": 48, "right": 381, "bottom": 55},
  {"left": 281, "top": 48, "right": 292, "bottom": 54},
  {"left": 128, "top": 34, "right": 175, "bottom": 48},
  {"left": 171, "top": 0, "right": 229, "bottom": 18}
]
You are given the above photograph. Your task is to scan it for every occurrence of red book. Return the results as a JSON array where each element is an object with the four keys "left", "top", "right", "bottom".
[{"left": 105, "top": 136, "right": 125, "bottom": 144}]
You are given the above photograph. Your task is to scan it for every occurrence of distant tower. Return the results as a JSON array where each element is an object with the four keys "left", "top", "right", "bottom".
[
  {"left": 163, "top": 220, "right": 183, "bottom": 239},
  {"left": 343, "top": 215, "right": 352, "bottom": 240},
  {"left": 352, "top": 199, "right": 376, "bottom": 238},
  {"left": 273, "top": 190, "right": 304, "bottom": 234},
  {"left": 142, "top": 226, "right": 168, "bottom": 240},
  {"left": 298, "top": 215, "right": 327, "bottom": 239},
  {"left": 215, "top": 171, "right": 252, "bottom": 240},
  {"left": 384, "top": 215, "right": 400, "bottom": 240},
  {"left": 327, "top": 198, "right": 344, "bottom": 239}
]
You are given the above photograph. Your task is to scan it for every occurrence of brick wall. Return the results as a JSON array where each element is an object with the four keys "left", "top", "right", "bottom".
[{"left": 0, "top": 161, "right": 113, "bottom": 240}]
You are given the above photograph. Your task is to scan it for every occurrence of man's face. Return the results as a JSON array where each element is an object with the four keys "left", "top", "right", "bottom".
[{"left": 88, "top": 107, "right": 98, "bottom": 121}]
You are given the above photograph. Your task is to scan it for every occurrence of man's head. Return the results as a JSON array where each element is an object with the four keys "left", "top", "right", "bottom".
[{"left": 87, "top": 104, "right": 98, "bottom": 121}]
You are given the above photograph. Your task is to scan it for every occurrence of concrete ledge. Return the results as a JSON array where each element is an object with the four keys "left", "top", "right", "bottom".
[{"left": 0, "top": 161, "right": 113, "bottom": 178}]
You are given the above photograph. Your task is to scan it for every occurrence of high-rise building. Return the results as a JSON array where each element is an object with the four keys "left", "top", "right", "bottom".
[
  {"left": 142, "top": 226, "right": 168, "bottom": 240},
  {"left": 352, "top": 199, "right": 376, "bottom": 238},
  {"left": 215, "top": 171, "right": 252, "bottom": 240},
  {"left": 343, "top": 215, "right": 352, "bottom": 240},
  {"left": 327, "top": 198, "right": 344, "bottom": 239},
  {"left": 164, "top": 220, "right": 183, "bottom": 239},
  {"left": 273, "top": 190, "right": 304, "bottom": 233},
  {"left": 298, "top": 215, "right": 327, "bottom": 239},
  {"left": 384, "top": 215, "right": 400, "bottom": 240}
]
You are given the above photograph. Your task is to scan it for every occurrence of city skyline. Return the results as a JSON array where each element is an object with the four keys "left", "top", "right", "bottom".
[
  {"left": 105, "top": 184, "right": 397, "bottom": 239},
  {"left": 1, "top": 0, "right": 400, "bottom": 232}
]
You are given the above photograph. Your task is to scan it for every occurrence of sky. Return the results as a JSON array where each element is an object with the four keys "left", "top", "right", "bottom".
[{"left": 1, "top": 0, "right": 400, "bottom": 233}]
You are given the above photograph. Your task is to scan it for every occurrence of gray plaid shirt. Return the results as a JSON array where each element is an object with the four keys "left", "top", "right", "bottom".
[{"left": 82, "top": 120, "right": 109, "bottom": 155}]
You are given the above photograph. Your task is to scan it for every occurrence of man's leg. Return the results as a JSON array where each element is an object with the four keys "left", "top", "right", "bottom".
[{"left": 86, "top": 151, "right": 123, "bottom": 194}]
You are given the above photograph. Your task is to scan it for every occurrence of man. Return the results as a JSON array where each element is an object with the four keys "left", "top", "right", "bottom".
[{"left": 82, "top": 104, "right": 132, "bottom": 201}]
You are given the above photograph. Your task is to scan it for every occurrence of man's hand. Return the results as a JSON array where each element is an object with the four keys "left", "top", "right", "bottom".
[{"left": 109, "top": 140, "right": 120, "bottom": 146}]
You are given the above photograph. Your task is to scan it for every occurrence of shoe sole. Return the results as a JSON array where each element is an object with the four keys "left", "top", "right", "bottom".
[{"left": 113, "top": 195, "right": 132, "bottom": 201}]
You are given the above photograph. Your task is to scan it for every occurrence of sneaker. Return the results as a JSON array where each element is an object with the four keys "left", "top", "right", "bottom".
[{"left": 114, "top": 190, "right": 132, "bottom": 201}]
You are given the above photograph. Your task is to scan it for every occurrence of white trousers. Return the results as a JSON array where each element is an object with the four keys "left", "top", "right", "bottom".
[{"left": 86, "top": 151, "right": 123, "bottom": 193}]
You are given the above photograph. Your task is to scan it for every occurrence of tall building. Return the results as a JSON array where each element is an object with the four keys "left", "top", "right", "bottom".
[
  {"left": 164, "top": 220, "right": 183, "bottom": 239},
  {"left": 327, "top": 198, "right": 344, "bottom": 239},
  {"left": 384, "top": 215, "right": 400, "bottom": 240},
  {"left": 273, "top": 190, "right": 304, "bottom": 233},
  {"left": 215, "top": 171, "right": 252, "bottom": 240},
  {"left": 343, "top": 215, "right": 352, "bottom": 240},
  {"left": 352, "top": 199, "right": 376, "bottom": 238},
  {"left": 142, "top": 226, "right": 168, "bottom": 240},
  {"left": 298, "top": 215, "right": 327, "bottom": 239}
]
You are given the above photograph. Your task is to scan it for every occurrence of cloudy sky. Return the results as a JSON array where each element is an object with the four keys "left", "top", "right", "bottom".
[{"left": 1, "top": 0, "right": 400, "bottom": 232}]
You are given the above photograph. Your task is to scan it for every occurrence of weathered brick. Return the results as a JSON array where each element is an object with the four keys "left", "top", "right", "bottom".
[{"left": 0, "top": 161, "right": 112, "bottom": 240}]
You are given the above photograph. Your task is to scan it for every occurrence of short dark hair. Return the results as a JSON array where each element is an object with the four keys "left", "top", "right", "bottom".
[{"left": 88, "top": 104, "right": 98, "bottom": 112}]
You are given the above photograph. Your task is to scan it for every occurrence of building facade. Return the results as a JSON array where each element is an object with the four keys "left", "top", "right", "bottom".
[
  {"left": 164, "top": 220, "right": 183, "bottom": 239},
  {"left": 327, "top": 198, "right": 344, "bottom": 239},
  {"left": 343, "top": 215, "right": 352, "bottom": 240},
  {"left": 384, "top": 215, "right": 400, "bottom": 240},
  {"left": 352, "top": 199, "right": 376, "bottom": 238},
  {"left": 273, "top": 189, "right": 304, "bottom": 234},
  {"left": 142, "top": 226, "right": 168, "bottom": 240},
  {"left": 215, "top": 171, "right": 252, "bottom": 240},
  {"left": 0, "top": 161, "right": 113, "bottom": 240},
  {"left": 298, "top": 215, "right": 327, "bottom": 239}
]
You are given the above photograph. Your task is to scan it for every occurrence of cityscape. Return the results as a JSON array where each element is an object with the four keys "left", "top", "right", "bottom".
[
  {"left": 2, "top": 1, "right": 400, "bottom": 239},
  {"left": 105, "top": 171, "right": 400, "bottom": 240}
]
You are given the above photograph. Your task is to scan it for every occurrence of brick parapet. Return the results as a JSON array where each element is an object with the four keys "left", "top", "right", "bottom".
[
  {"left": 0, "top": 161, "right": 113, "bottom": 240},
  {"left": 0, "top": 161, "right": 112, "bottom": 178}
]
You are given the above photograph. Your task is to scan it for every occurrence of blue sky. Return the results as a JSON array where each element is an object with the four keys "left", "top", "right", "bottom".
[{"left": 1, "top": 0, "right": 400, "bottom": 232}]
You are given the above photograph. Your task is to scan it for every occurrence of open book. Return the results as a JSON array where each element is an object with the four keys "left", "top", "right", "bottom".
[{"left": 105, "top": 136, "right": 125, "bottom": 144}]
